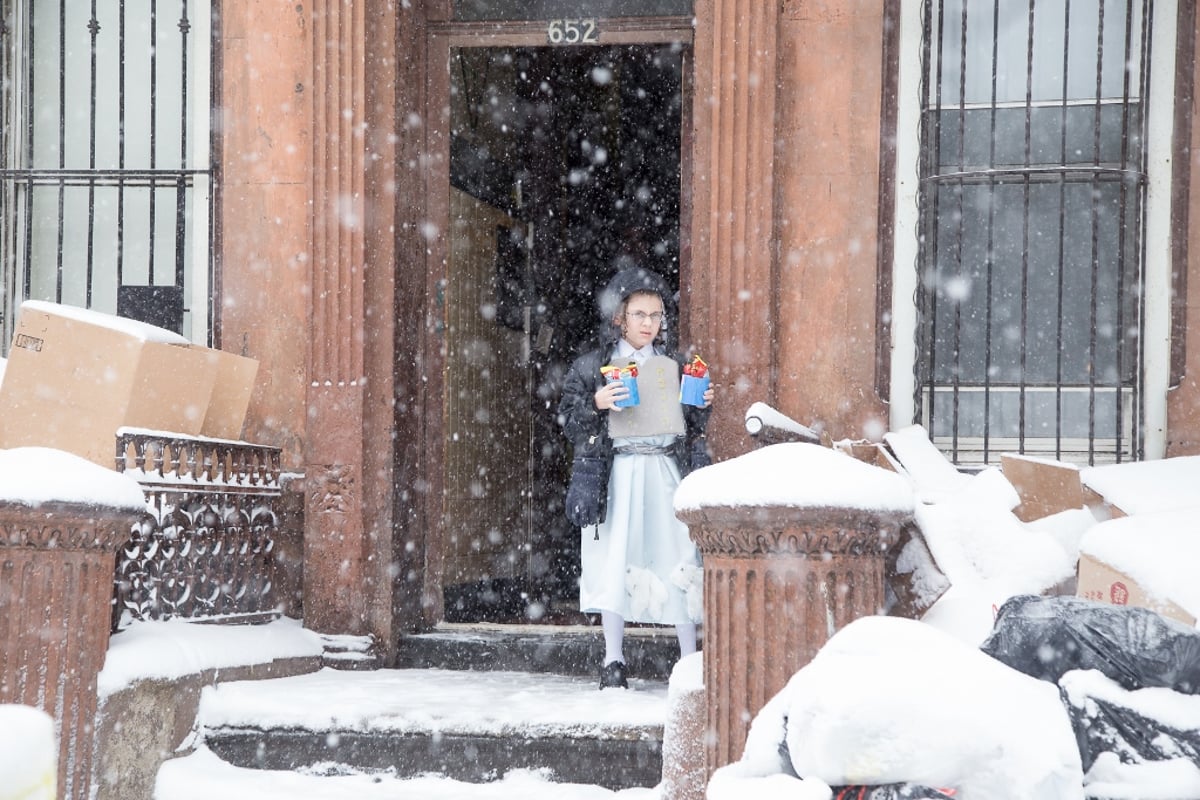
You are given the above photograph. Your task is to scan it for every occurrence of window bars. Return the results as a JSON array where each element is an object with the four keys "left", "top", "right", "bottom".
[
  {"left": 915, "top": 0, "right": 1153, "bottom": 466},
  {"left": 0, "top": 0, "right": 213, "bottom": 348}
]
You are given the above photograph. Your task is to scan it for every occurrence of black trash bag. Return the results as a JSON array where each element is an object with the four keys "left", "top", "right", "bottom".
[
  {"left": 830, "top": 785, "right": 958, "bottom": 800},
  {"left": 1061, "top": 679, "right": 1200, "bottom": 772},
  {"left": 980, "top": 594, "right": 1200, "bottom": 694},
  {"left": 564, "top": 454, "right": 606, "bottom": 527}
]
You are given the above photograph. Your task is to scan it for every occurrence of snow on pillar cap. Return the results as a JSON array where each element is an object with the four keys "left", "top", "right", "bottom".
[
  {"left": 674, "top": 442, "right": 916, "bottom": 515},
  {"left": 0, "top": 447, "right": 147, "bottom": 511}
]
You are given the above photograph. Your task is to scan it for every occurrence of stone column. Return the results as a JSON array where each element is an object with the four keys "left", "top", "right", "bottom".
[
  {"left": 0, "top": 501, "right": 141, "bottom": 800},
  {"left": 678, "top": 503, "right": 913, "bottom": 776},
  {"left": 303, "top": 0, "right": 368, "bottom": 634},
  {"left": 687, "top": 0, "right": 781, "bottom": 455}
]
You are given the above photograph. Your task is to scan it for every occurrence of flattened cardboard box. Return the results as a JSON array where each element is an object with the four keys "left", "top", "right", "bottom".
[
  {"left": 0, "top": 302, "right": 219, "bottom": 467},
  {"left": 1001, "top": 453, "right": 1081, "bottom": 521},
  {"left": 1076, "top": 553, "right": 1196, "bottom": 627}
]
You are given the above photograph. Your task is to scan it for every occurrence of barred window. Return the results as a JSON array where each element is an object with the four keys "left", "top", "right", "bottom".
[
  {"left": 914, "top": 0, "right": 1156, "bottom": 465},
  {"left": 0, "top": 0, "right": 213, "bottom": 347}
]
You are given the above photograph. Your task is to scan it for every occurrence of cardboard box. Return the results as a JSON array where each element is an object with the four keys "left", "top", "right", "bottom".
[
  {"left": 1000, "top": 453, "right": 1086, "bottom": 522},
  {"left": 200, "top": 349, "right": 259, "bottom": 440},
  {"left": 1081, "top": 456, "right": 1200, "bottom": 519},
  {"left": 0, "top": 300, "right": 219, "bottom": 467},
  {"left": 1076, "top": 553, "right": 1196, "bottom": 626},
  {"left": 835, "top": 439, "right": 906, "bottom": 474}
]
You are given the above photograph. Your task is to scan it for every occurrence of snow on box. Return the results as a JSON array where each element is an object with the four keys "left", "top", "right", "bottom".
[
  {"left": 0, "top": 300, "right": 219, "bottom": 465},
  {"left": 1081, "top": 455, "right": 1200, "bottom": 516},
  {"left": 20, "top": 299, "right": 192, "bottom": 344},
  {"left": 1076, "top": 509, "right": 1200, "bottom": 625},
  {"left": 674, "top": 442, "right": 915, "bottom": 514}
]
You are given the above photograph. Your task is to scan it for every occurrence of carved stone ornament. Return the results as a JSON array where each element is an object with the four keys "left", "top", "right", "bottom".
[
  {"left": 309, "top": 464, "right": 357, "bottom": 515},
  {"left": 0, "top": 501, "right": 139, "bottom": 552},
  {"left": 679, "top": 504, "right": 914, "bottom": 558}
]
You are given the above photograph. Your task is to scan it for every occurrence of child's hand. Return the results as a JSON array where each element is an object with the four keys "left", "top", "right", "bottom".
[{"left": 595, "top": 381, "right": 629, "bottom": 411}]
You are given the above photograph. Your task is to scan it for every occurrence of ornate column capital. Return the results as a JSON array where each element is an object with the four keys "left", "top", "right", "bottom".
[
  {"left": 0, "top": 501, "right": 138, "bottom": 552},
  {"left": 680, "top": 504, "right": 912, "bottom": 558}
]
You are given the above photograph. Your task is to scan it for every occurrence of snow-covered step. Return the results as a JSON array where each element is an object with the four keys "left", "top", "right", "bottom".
[
  {"left": 157, "top": 746, "right": 659, "bottom": 799},
  {"left": 396, "top": 623, "right": 684, "bottom": 680},
  {"left": 199, "top": 667, "right": 667, "bottom": 789}
]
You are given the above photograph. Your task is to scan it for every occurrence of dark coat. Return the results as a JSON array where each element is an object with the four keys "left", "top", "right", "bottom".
[{"left": 558, "top": 345, "right": 712, "bottom": 527}]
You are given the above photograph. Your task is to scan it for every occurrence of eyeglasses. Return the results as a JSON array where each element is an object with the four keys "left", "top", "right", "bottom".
[{"left": 625, "top": 311, "right": 665, "bottom": 324}]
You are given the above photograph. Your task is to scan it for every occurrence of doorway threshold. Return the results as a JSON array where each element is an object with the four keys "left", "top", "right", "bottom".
[
  {"left": 432, "top": 620, "right": 680, "bottom": 638},
  {"left": 396, "top": 622, "right": 688, "bottom": 679}
]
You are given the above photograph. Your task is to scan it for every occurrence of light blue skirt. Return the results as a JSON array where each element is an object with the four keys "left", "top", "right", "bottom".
[{"left": 579, "top": 435, "right": 702, "bottom": 624}]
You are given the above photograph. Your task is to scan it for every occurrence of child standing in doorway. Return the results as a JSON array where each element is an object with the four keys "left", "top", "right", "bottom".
[{"left": 557, "top": 266, "right": 714, "bottom": 689}]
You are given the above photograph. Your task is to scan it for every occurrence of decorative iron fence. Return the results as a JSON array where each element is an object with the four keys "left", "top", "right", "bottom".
[{"left": 112, "top": 430, "right": 282, "bottom": 630}]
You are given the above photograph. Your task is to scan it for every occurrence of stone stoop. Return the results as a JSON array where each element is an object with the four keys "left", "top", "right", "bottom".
[
  {"left": 192, "top": 633, "right": 682, "bottom": 792},
  {"left": 318, "top": 631, "right": 384, "bottom": 670},
  {"left": 203, "top": 718, "right": 663, "bottom": 789},
  {"left": 395, "top": 621, "right": 688, "bottom": 681}
]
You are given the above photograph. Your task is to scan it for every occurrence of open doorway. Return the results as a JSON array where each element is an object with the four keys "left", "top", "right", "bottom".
[{"left": 441, "top": 43, "right": 685, "bottom": 623}]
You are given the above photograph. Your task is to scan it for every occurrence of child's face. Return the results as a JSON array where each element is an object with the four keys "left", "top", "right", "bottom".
[{"left": 619, "top": 292, "right": 665, "bottom": 351}]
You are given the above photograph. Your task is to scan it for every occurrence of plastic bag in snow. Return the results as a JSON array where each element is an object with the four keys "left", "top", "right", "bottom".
[
  {"left": 979, "top": 594, "right": 1200, "bottom": 693},
  {"left": 1059, "top": 669, "right": 1200, "bottom": 773}
]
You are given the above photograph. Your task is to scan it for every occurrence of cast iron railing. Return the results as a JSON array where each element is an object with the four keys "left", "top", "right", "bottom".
[{"left": 112, "top": 430, "right": 282, "bottom": 630}]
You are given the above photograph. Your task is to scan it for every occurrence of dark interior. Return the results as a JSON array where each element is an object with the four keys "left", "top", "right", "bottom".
[{"left": 444, "top": 44, "right": 683, "bottom": 622}]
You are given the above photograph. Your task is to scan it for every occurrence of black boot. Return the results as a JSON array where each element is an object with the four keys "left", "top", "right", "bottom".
[{"left": 599, "top": 660, "right": 629, "bottom": 689}]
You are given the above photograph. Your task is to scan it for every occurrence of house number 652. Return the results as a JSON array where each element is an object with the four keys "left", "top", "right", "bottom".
[{"left": 547, "top": 19, "right": 599, "bottom": 45}]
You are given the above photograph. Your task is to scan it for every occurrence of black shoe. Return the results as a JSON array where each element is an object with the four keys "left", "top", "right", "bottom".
[{"left": 599, "top": 660, "right": 629, "bottom": 689}]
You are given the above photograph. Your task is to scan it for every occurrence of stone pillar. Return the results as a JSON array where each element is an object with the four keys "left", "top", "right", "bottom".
[
  {"left": 687, "top": 0, "right": 781, "bottom": 456},
  {"left": 678, "top": 503, "right": 912, "bottom": 776},
  {"left": 0, "top": 501, "right": 141, "bottom": 800},
  {"left": 302, "top": 0, "right": 369, "bottom": 634},
  {"left": 660, "top": 653, "right": 707, "bottom": 800}
]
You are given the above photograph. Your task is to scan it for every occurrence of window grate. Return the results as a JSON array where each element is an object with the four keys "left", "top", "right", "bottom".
[
  {"left": 915, "top": 0, "right": 1153, "bottom": 466},
  {"left": 0, "top": 0, "right": 213, "bottom": 347}
]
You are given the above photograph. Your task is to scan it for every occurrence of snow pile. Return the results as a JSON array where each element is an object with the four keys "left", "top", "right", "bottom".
[
  {"left": 97, "top": 617, "right": 324, "bottom": 697},
  {"left": 1079, "top": 509, "right": 1200, "bottom": 622},
  {"left": 156, "top": 747, "right": 652, "bottom": 800},
  {"left": 709, "top": 615, "right": 1084, "bottom": 800},
  {"left": 0, "top": 446, "right": 146, "bottom": 510},
  {"left": 674, "top": 442, "right": 914, "bottom": 514},
  {"left": 913, "top": 467, "right": 1077, "bottom": 628},
  {"left": 0, "top": 705, "right": 56, "bottom": 800},
  {"left": 883, "top": 424, "right": 973, "bottom": 502},
  {"left": 1082, "top": 456, "right": 1200, "bottom": 516}
]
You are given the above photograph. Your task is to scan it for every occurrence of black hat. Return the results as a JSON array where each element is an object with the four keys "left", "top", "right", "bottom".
[{"left": 598, "top": 266, "right": 669, "bottom": 322}]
